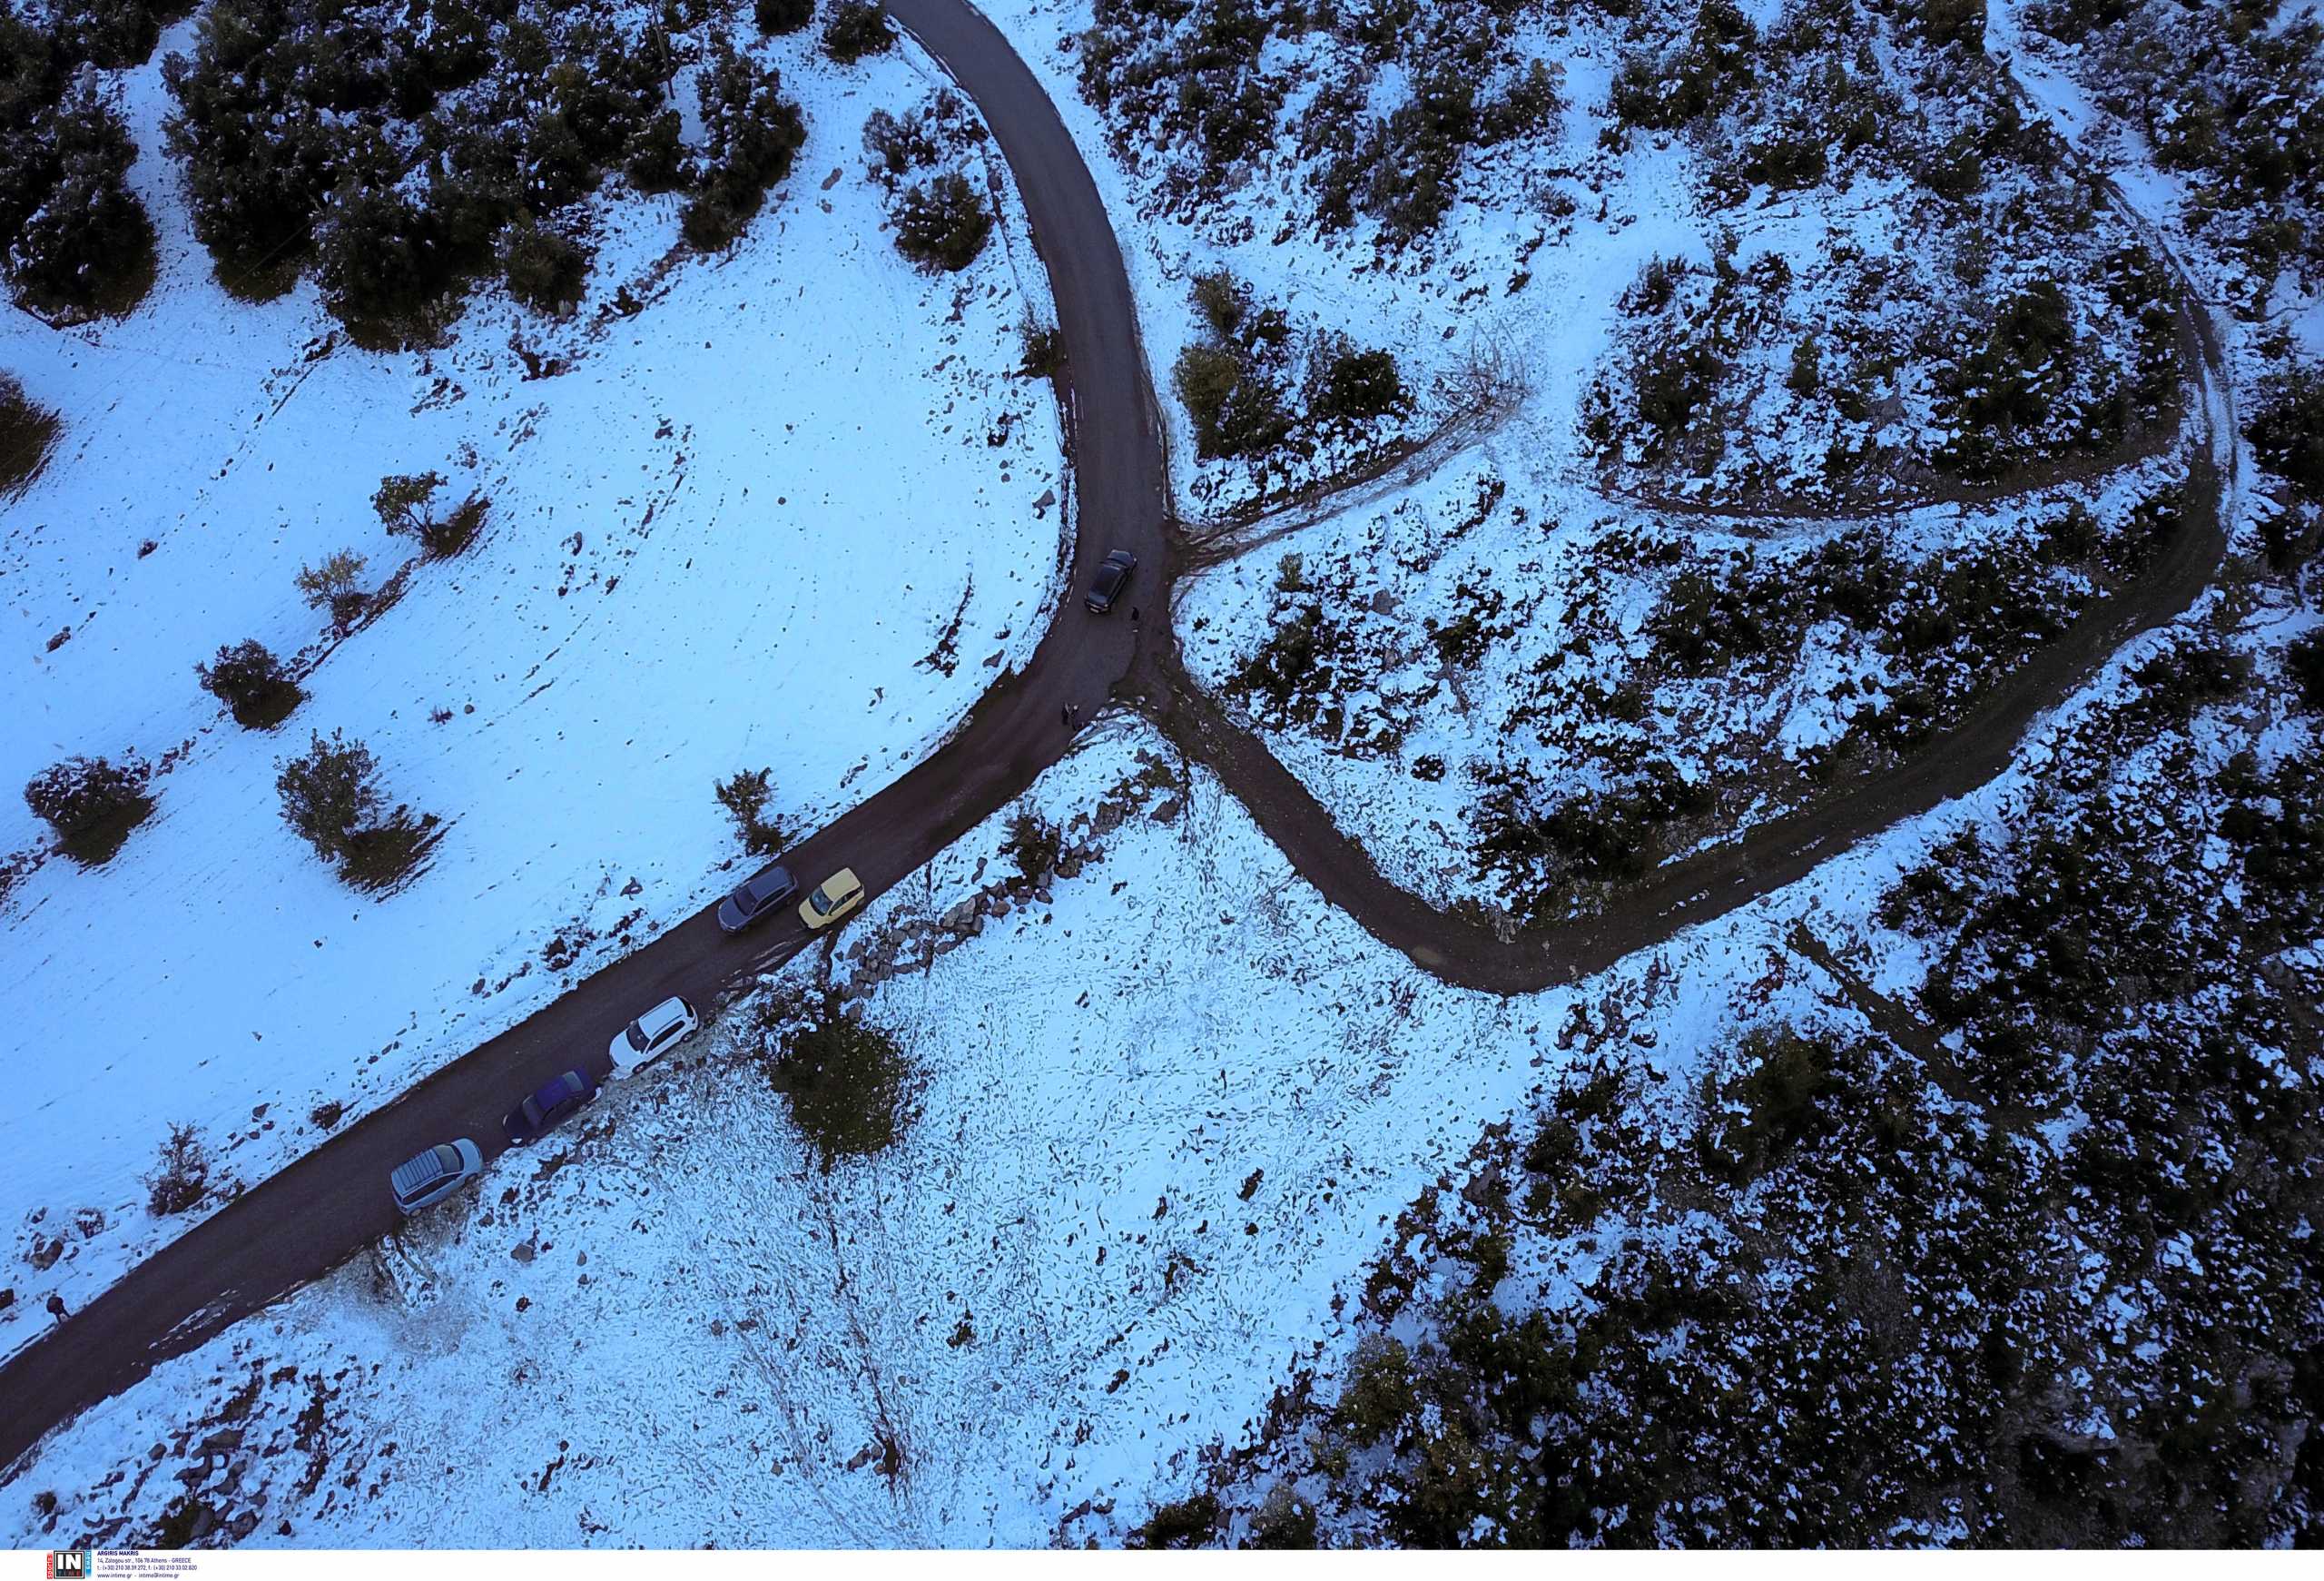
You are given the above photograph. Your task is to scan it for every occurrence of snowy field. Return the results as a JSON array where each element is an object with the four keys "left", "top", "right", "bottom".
[
  {"left": 6, "top": 711, "right": 2010, "bottom": 1547},
  {"left": 0, "top": 24, "right": 1064, "bottom": 1346}
]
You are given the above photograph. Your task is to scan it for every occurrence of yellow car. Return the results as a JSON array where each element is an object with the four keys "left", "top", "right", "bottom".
[{"left": 800, "top": 867, "right": 866, "bottom": 930}]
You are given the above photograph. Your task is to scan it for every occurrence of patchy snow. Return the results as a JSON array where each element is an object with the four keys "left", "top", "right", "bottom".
[{"left": 0, "top": 27, "right": 1064, "bottom": 1346}]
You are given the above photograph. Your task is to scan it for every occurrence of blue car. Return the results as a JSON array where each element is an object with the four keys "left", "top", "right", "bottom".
[{"left": 502, "top": 1069, "right": 597, "bottom": 1146}]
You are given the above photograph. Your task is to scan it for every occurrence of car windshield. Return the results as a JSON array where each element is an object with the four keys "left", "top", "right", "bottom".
[
  {"left": 806, "top": 889, "right": 832, "bottom": 915},
  {"left": 625, "top": 1022, "right": 648, "bottom": 1052},
  {"left": 732, "top": 884, "right": 760, "bottom": 914}
]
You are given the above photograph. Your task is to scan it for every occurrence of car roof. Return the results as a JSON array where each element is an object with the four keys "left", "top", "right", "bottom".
[
  {"left": 390, "top": 1145, "right": 455, "bottom": 1196},
  {"left": 747, "top": 865, "right": 795, "bottom": 899},
  {"left": 638, "top": 996, "right": 686, "bottom": 1034}
]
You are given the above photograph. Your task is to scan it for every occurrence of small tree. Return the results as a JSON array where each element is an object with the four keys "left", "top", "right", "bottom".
[
  {"left": 500, "top": 220, "right": 591, "bottom": 316},
  {"left": 755, "top": 0, "right": 814, "bottom": 34},
  {"left": 196, "top": 639, "right": 303, "bottom": 728},
  {"left": 891, "top": 173, "right": 991, "bottom": 272},
  {"left": 714, "top": 766, "right": 788, "bottom": 855},
  {"left": 759, "top": 992, "right": 915, "bottom": 1162},
  {"left": 275, "top": 729, "right": 384, "bottom": 864},
  {"left": 1003, "top": 806, "right": 1060, "bottom": 884},
  {"left": 275, "top": 730, "right": 435, "bottom": 889},
  {"left": 295, "top": 549, "right": 369, "bottom": 631},
  {"left": 1019, "top": 321, "right": 1062, "bottom": 379},
  {"left": 372, "top": 470, "right": 445, "bottom": 540},
  {"left": 822, "top": 0, "right": 894, "bottom": 63},
  {"left": 145, "top": 1122, "right": 213, "bottom": 1217},
  {"left": 0, "top": 370, "right": 60, "bottom": 495},
  {"left": 25, "top": 753, "right": 153, "bottom": 863}
]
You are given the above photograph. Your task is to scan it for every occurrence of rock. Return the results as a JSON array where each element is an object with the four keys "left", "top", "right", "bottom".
[
  {"left": 940, "top": 897, "right": 980, "bottom": 933},
  {"left": 200, "top": 1428, "right": 243, "bottom": 1455},
  {"left": 0, "top": 1287, "right": 10, "bottom": 1309},
  {"left": 29, "top": 1236, "right": 64, "bottom": 1271},
  {"left": 230, "top": 1511, "right": 261, "bottom": 1541}
]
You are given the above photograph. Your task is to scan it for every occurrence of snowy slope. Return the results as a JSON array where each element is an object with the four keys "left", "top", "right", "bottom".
[
  {"left": 5, "top": 712, "right": 1903, "bottom": 1548},
  {"left": 0, "top": 25, "right": 1064, "bottom": 1348}
]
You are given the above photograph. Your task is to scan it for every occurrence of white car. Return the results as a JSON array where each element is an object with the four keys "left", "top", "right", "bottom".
[{"left": 610, "top": 994, "right": 698, "bottom": 1073}]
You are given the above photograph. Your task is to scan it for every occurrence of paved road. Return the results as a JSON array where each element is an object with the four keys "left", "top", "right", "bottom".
[
  {"left": 0, "top": 2, "right": 2233, "bottom": 1482},
  {"left": 0, "top": 0, "right": 1168, "bottom": 1477}
]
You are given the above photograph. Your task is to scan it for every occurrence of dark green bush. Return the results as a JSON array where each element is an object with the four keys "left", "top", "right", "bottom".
[
  {"left": 0, "top": 369, "right": 60, "bottom": 494},
  {"left": 763, "top": 995, "right": 915, "bottom": 1161},
  {"left": 25, "top": 753, "right": 153, "bottom": 864},
  {"left": 754, "top": 0, "right": 814, "bottom": 35},
  {"left": 2289, "top": 632, "right": 2324, "bottom": 712},
  {"left": 196, "top": 639, "right": 304, "bottom": 728},
  {"left": 499, "top": 218, "right": 589, "bottom": 312},
  {"left": 1315, "top": 346, "right": 1407, "bottom": 422},
  {"left": 891, "top": 172, "right": 991, "bottom": 272},
  {"left": 822, "top": 0, "right": 893, "bottom": 64}
]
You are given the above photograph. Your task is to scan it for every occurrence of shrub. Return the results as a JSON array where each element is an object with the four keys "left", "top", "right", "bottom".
[
  {"left": 294, "top": 549, "right": 369, "bottom": 630},
  {"left": 2288, "top": 633, "right": 2324, "bottom": 712},
  {"left": 276, "top": 729, "right": 436, "bottom": 888},
  {"left": 196, "top": 639, "right": 303, "bottom": 728},
  {"left": 1019, "top": 321, "right": 1062, "bottom": 378},
  {"left": 1004, "top": 806, "right": 1061, "bottom": 883},
  {"left": 0, "top": 370, "right": 60, "bottom": 495},
  {"left": 763, "top": 995, "right": 914, "bottom": 1161},
  {"left": 754, "top": 0, "right": 814, "bottom": 35},
  {"left": 822, "top": 0, "right": 894, "bottom": 64},
  {"left": 1787, "top": 336, "right": 1820, "bottom": 396},
  {"left": 1173, "top": 341, "right": 1288, "bottom": 460},
  {"left": 1334, "top": 1335, "right": 1417, "bottom": 1445},
  {"left": 891, "top": 173, "right": 991, "bottom": 272},
  {"left": 2250, "top": 361, "right": 2324, "bottom": 505},
  {"left": 314, "top": 172, "right": 461, "bottom": 346},
  {"left": 5, "top": 85, "right": 157, "bottom": 320},
  {"left": 144, "top": 1122, "right": 212, "bottom": 1217},
  {"left": 25, "top": 753, "right": 153, "bottom": 863},
  {"left": 1131, "top": 1492, "right": 1220, "bottom": 1549},
  {"left": 625, "top": 111, "right": 691, "bottom": 194},
  {"left": 714, "top": 766, "right": 788, "bottom": 855},
  {"left": 1315, "top": 346, "right": 1406, "bottom": 422},
  {"left": 500, "top": 220, "right": 590, "bottom": 314},
  {"left": 681, "top": 37, "right": 806, "bottom": 250}
]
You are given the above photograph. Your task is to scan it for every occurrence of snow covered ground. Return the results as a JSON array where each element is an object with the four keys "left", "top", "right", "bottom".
[
  {"left": 0, "top": 23, "right": 1064, "bottom": 1347},
  {"left": 7, "top": 711, "right": 1985, "bottom": 1548}
]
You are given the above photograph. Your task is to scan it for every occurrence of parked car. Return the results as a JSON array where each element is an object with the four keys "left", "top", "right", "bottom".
[
  {"left": 717, "top": 865, "right": 798, "bottom": 933},
  {"left": 389, "top": 1139, "right": 483, "bottom": 1214},
  {"left": 502, "top": 1070, "right": 597, "bottom": 1146},
  {"left": 800, "top": 867, "right": 866, "bottom": 930},
  {"left": 611, "top": 995, "right": 698, "bottom": 1071},
  {"left": 1086, "top": 548, "right": 1137, "bottom": 614}
]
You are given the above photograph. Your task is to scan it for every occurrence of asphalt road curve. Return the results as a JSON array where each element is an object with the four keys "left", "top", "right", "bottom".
[{"left": 0, "top": 0, "right": 1168, "bottom": 1477}]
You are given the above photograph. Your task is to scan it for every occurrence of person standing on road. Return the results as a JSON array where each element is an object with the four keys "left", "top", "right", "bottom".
[
  {"left": 1130, "top": 606, "right": 1140, "bottom": 625},
  {"left": 1061, "top": 704, "right": 1071, "bottom": 728}
]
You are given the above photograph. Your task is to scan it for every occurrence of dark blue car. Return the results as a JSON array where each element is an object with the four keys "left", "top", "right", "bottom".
[{"left": 502, "top": 1069, "right": 597, "bottom": 1146}]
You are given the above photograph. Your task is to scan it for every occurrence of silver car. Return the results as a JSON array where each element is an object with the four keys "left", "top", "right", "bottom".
[{"left": 389, "top": 1138, "right": 484, "bottom": 1214}]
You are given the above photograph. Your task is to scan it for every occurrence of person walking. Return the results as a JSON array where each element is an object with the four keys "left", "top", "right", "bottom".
[
  {"left": 1061, "top": 703, "right": 1072, "bottom": 728},
  {"left": 1130, "top": 605, "right": 1140, "bottom": 625}
]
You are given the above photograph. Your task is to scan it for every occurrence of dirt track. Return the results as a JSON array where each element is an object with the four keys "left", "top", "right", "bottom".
[{"left": 0, "top": 1, "right": 2234, "bottom": 1483}]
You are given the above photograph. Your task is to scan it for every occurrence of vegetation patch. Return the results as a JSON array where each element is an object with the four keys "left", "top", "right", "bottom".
[
  {"left": 24, "top": 753, "right": 155, "bottom": 865},
  {"left": 751, "top": 990, "right": 917, "bottom": 1163}
]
